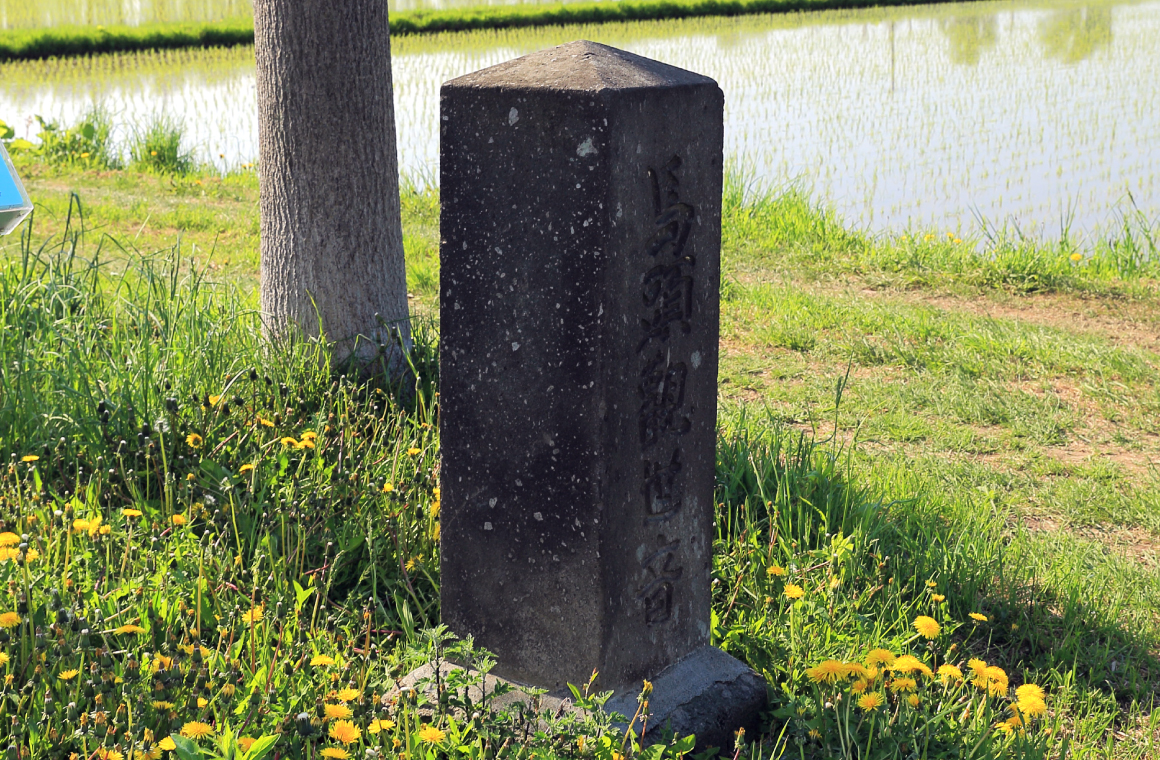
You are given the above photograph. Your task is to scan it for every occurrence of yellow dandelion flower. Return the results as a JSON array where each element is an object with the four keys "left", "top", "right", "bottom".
[
  {"left": 0, "top": 533, "right": 18, "bottom": 546},
  {"left": 969, "top": 613, "right": 988, "bottom": 622},
  {"left": 152, "top": 701, "right": 175, "bottom": 710},
  {"left": 0, "top": 548, "right": 18, "bottom": 562},
  {"left": 122, "top": 509, "right": 143, "bottom": 517},
  {"left": 20, "top": 455, "right": 38, "bottom": 462},
  {"left": 913, "top": 616, "right": 941, "bottom": 639},
  {"left": 407, "top": 447, "right": 422, "bottom": 456},
  {"left": 73, "top": 519, "right": 90, "bottom": 533},
  {"left": 281, "top": 437, "right": 298, "bottom": 447},
  {"left": 198, "top": 697, "right": 209, "bottom": 708},
  {"left": 926, "top": 580, "right": 937, "bottom": 588},
  {"left": 0, "top": 611, "right": 20, "bottom": 628},
  {"left": 329, "top": 720, "right": 361, "bottom": 744},
  {"left": 784, "top": 584, "right": 804, "bottom": 600},
  {"left": 805, "top": 660, "right": 847, "bottom": 684},
  {"left": 907, "top": 694, "right": 920, "bottom": 708},
  {"left": 221, "top": 683, "right": 236, "bottom": 697},
  {"left": 209, "top": 395, "right": 222, "bottom": 406},
  {"left": 766, "top": 565, "right": 786, "bottom": 577},
  {"left": 842, "top": 662, "right": 869, "bottom": 681},
  {"left": 238, "top": 738, "right": 258, "bottom": 752},
  {"left": 417, "top": 725, "right": 446, "bottom": 744},
  {"left": 158, "top": 738, "right": 177, "bottom": 751},
  {"left": 0, "top": 653, "right": 8, "bottom": 666},
  {"left": 186, "top": 433, "right": 204, "bottom": 448},
  {"left": 320, "top": 750, "right": 350, "bottom": 760},
  {"left": 24, "top": 548, "right": 39, "bottom": 562},
  {"left": 367, "top": 718, "right": 396, "bottom": 734},
  {"left": 968, "top": 658, "right": 988, "bottom": 674},
  {"left": 932, "top": 594, "right": 945, "bottom": 602},
  {"left": 324, "top": 703, "right": 353, "bottom": 720},
  {"left": 300, "top": 431, "right": 317, "bottom": 441},
  {"left": 239, "top": 464, "right": 255, "bottom": 473},
  {"left": 172, "top": 514, "right": 187, "bottom": 526},
  {"left": 96, "top": 749, "right": 124, "bottom": 760},
  {"left": 938, "top": 664, "right": 963, "bottom": 683},
  {"left": 984, "top": 666, "right": 1009, "bottom": 696},
  {"left": 996, "top": 714, "right": 1023, "bottom": 734},
  {"left": 294, "top": 439, "right": 315, "bottom": 449},
  {"left": 1016, "top": 684, "right": 1045, "bottom": 702},
  {"left": 892, "top": 655, "right": 933, "bottom": 678},
  {"left": 382, "top": 482, "right": 394, "bottom": 493},
  {"left": 58, "top": 668, "right": 80, "bottom": 680},
  {"left": 1017, "top": 695, "right": 1047, "bottom": 717},
  {"left": 99, "top": 524, "right": 111, "bottom": 535},
  {"left": 866, "top": 649, "right": 896, "bottom": 667},
  {"left": 890, "top": 677, "right": 917, "bottom": 692},
  {"left": 242, "top": 606, "right": 263, "bottom": 625},
  {"left": 311, "top": 654, "right": 336, "bottom": 666},
  {"left": 180, "top": 721, "right": 215, "bottom": 739},
  {"left": 114, "top": 624, "right": 146, "bottom": 634},
  {"left": 850, "top": 679, "right": 869, "bottom": 694},
  {"left": 857, "top": 692, "right": 884, "bottom": 710},
  {"left": 1069, "top": 253, "right": 1083, "bottom": 262},
  {"left": 335, "top": 687, "right": 360, "bottom": 702},
  {"left": 257, "top": 417, "right": 275, "bottom": 427}
]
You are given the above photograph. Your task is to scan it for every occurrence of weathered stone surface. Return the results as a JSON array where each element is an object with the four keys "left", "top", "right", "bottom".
[
  {"left": 605, "top": 646, "right": 768, "bottom": 751},
  {"left": 440, "top": 40, "right": 724, "bottom": 693}
]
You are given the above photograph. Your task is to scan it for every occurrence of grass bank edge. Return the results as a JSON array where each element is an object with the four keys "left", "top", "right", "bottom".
[{"left": 0, "top": 0, "right": 989, "bottom": 61}]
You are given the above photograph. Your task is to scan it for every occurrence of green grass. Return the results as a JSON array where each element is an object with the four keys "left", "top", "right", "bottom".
[
  {"left": 0, "top": 0, "right": 1004, "bottom": 61},
  {"left": 1, "top": 152, "right": 1158, "bottom": 758}
]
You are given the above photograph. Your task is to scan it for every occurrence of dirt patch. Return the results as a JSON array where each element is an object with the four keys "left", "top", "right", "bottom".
[
  {"left": 1022, "top": 514, "right": 1160, "bottom": 569},
  {"left": 876, "top": 288, "right": 1160, "bottom": 355}
]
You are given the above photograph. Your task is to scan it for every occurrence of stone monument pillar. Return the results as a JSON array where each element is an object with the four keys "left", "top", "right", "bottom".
[{"left": 439, "top": 41, "right": 765, "bottom": 748}]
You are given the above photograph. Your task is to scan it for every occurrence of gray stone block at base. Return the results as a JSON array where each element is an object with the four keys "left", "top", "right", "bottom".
[
  {"left": 396, "top": 646, "right": 766, "bottom": 753},
  {"left": 605, "top": 646, "right": 767, "bottom": 752}
]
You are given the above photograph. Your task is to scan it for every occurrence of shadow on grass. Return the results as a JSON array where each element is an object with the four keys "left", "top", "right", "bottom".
[{"left": 714, "top": 403, "right": 1160, "bottom": 713}]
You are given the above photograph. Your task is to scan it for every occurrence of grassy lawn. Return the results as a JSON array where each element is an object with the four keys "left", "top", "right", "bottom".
[{"left": 0, "top": 159, "right": 1157, "bottom": 759}]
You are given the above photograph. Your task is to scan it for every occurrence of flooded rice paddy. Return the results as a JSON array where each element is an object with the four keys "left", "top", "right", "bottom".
[{"left": 0, "top": 0, "right": 1156, "bottom": 238}]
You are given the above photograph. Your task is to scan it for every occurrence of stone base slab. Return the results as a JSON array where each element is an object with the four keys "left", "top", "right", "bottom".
[{"left": 396, "top": 645, "right": 766, "bottom": 752}]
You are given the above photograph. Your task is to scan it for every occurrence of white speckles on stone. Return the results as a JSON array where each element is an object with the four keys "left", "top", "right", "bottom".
[
  {"left": 489, "top": 497, "right": 498, "bottom": 508},
  {"left": 533, "top": 512, "right": 543, "bottom": 521},
  {"left": 576, "top": 137, "right": 597, "bottom": 157},
  {"left": 508, "top": 107, "right": 519, "bottom": 125},
  {"left": 484, "top": 522, "right": 493, "bottom": 531},
  {"left": 516, "top": 479, "right": 523, "bottom": 486},
  {"left": 691, "top": 350, "right": 702, "bottom": 369},
  {"left": 616, "top": 202, "right": 623, "bottom": 219},
  {"left": 512, "top": 342, "right": 520, "bottom": 351}
]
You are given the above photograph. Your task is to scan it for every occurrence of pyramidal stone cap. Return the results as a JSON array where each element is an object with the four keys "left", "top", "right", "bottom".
[{"left": 444, "top": 39, "right": 720, "bottom": 93}]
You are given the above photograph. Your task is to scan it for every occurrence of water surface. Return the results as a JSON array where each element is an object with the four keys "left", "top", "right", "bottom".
[{"left": 0, "top": 0, "right": 1155, "bottom": 238}]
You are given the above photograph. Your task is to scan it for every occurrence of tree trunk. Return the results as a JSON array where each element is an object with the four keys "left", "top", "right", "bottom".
[{"left": 254, "top": 0, "right": 410, "bottom": 369}]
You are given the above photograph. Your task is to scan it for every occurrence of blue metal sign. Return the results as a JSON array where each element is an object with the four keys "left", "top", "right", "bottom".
[{"left": 0, "top": 142, "right": 32, "bottom": 235}]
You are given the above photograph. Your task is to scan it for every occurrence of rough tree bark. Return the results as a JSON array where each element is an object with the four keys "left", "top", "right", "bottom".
[{"left": 254, "top": 0, "right": 410, "bottom": 368}]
